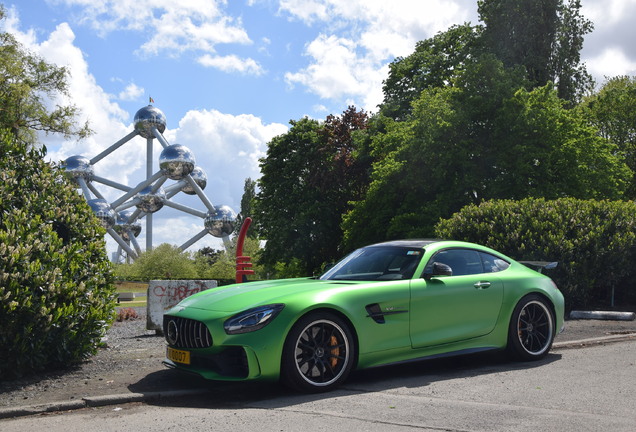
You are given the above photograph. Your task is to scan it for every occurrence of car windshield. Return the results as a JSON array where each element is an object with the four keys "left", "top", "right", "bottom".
[{"left": 320, "top": 246, "right": 424, "bottom": 281}]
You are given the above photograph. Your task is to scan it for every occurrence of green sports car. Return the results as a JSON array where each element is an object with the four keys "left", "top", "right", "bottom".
[{"left": 163, "top": 240, "right": 564, "bottom": 392}]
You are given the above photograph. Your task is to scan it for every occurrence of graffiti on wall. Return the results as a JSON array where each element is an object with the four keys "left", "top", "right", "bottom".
[
  {"left": 147, "top": 280, "right": 218, "bottom": 331},
  {"left": 151, "top": 280, "right": 211, "bottom": 303}
]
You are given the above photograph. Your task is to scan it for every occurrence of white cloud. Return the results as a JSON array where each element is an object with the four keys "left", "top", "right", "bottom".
[
  {"left": 46, "top": 0, "right": 252, "bottom": 57},
  {"left": 580, "top": 0, "right": 636, "bottom": 83},
  {"left": 117, "top": 83, "right": 145, "bottom": 101},
  {"left": 280, "top": 0, "right": 474, "bottom": 111},
  {"left": 585, "top": 47, "right": 636, "bottom": 81},
  {"left": 174, "top": 109, "right": 288, "bottom": 205},
  {"left": 582, "top": 0, "right": 636, "bottom": 26},
  {"left": 197, "top": 54, "right": 264, "bottom": 75}
]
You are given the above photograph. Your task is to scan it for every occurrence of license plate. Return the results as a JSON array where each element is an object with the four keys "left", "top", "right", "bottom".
[{"left": 166, "top": 347, "right": 191, "bottom": 365}]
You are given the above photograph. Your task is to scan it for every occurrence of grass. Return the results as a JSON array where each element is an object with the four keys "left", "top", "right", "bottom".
[
  {"left": 115, "top": 281, "right": 148, "bottom": 293},
  {"left": 115, "top": 281, "right": 147, "bottom": 307}
]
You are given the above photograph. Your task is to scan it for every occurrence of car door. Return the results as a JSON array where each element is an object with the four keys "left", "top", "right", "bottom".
[{"left": 409, "top": 248, "right": 504, "bottom": 349}]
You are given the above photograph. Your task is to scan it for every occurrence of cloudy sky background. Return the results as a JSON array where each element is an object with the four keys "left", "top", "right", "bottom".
[{"left": 3, "top": 0, "right": 636, "bottom": 258}]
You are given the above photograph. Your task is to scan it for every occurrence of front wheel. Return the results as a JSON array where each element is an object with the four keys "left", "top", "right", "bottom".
[
  {"left": 281, "top": 312, "right": 356, "bottom": 392},
  {"left": 507, "top": 294, "right": 555, "bottom": 361}
]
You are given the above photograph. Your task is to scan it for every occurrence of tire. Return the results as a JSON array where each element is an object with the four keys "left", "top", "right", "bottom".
[
  {"left": 281, "top": 311, "right": 356, "bottom": 393},
  {"left": 507, "top": 294, "right": 555, "bottom": 361}
]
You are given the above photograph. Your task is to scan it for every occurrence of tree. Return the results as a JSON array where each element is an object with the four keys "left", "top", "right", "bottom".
[
  {"left": 1, "top": 131, "right": 114, "bottom": 378},
  {"left": 478, "top": 0, "right": 593, "bottom": 103},
  {"left": 236, "top": 177, "right": 258, "bottom": 239},
  {"left": 207, "top": 236, "right": 265, "bottom": 281},
  {"left": 0, "top": 7, "right": 91, "bottom": 146},
  {"left": 256, "top": 108, "right": 371, "bottom": 274},
  {"left": 255, "top": 117, "right": 322, "bottom": 274},
  {"left": 342, "top": 57, "right": 629, "bottom": 251},
  {"left": 122, "top": 244, "right": 198, "bottom": 280},
  {"left": 580, "top": 76, "right": 636, "bottom": 197},
  {"left": 381, "top": 24, "right": 482, "bottom": 120}
]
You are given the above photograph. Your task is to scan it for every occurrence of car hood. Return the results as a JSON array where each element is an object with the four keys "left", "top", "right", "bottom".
[{"left": 173, "top": 277, "right": 347, "bottom": 312}]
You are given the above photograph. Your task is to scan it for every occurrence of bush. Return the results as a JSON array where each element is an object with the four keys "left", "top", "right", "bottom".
[
  {"left": 0, "top": 134, "right": 115, "bottom": 378},
  {"left": 435, "top": 198, "right": 636, "bottom": 309},
  {"left": 113, "top": 243, "right": 198, "bottom": 280}
]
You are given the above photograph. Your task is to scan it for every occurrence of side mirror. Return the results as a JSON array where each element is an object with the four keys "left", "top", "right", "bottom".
[{"left": 424, "top": 262, "right": 453, "bottom": 280}]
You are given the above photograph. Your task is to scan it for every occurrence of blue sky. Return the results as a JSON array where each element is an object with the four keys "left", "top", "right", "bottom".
[{"left": 3, "top": 0, "right": 636, "bottom": 257}]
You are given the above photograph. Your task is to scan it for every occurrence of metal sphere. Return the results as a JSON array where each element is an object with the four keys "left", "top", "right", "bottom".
[
  {"left": 181, "top": 166, "right": 207, "bottom": 195},
  {"left": 204, "top": 205, "right": 237, "bottom": 238},
  {"left": 114, "top": 211, "right": 142, "bottom": 241},
  {"left": 61, "top": 155, "right": 93, "bottom": 183},
  {"left": 87, "top": 199, "right": 116, "bottom": 229},
  {"left": 159, "top": 144, "right": 196, "bottom": 180},
  {"left": 135, "top": 186, "right": 166, "bottom": 213},
  {"left": 134, "top": 105, "right": 167, "bottom": 139}
]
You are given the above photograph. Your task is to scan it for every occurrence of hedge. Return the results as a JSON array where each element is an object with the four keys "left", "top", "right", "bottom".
[
  {"left": 435, "top": 198, "right": 636, "bottom": 309},
  {"left": 0, "top": 134, "right": 115, "bottom": 378}
]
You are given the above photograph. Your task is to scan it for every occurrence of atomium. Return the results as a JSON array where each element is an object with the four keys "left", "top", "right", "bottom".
[
  {"left": 134, "top": 105, "right": 167, "bottom": 139},
  {"left": 88, "top": 198, "right": 116, "bottom": 229},
  {"left": 204, "top": 205, "right": 237, "bottom": 238},
  {"left": 114, "top": 211, "right": 142, "bottom": 241},
  {"left": 160, "top": 144, "right": 196, "bottom": 180},
  {"left": 135, "top": 186, "right": 166, "bottom": 213},
  {"left": 181, "top": 166, "right": 207, "bottom": 195},
  {"left": 61, "top": 155, "right": 93, "bottom": 182},
  {"left": 62, "top": 104, "right": 238, "bottom": 263}
]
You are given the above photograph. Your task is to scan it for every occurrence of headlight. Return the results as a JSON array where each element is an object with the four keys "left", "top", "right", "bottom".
[{"left": 224, "top": 304, "right": 285, "bottom": 335}]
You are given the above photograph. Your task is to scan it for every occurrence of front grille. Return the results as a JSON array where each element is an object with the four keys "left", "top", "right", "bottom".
[
  {"left": 192, "top": 347, "right": 249, "bottom": 378},
  {"left": 163, "top": 315, "right": 213, "bottom": 349}
]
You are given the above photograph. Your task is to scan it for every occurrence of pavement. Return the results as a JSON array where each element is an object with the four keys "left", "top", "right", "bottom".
[{"left": 1, "top": 314, "right": 635, "bottom": 420}]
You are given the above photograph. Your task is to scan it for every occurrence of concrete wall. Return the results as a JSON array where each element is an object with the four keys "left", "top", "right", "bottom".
[{"left": 146, "top": 280, "right": 217, "bottom": 332}]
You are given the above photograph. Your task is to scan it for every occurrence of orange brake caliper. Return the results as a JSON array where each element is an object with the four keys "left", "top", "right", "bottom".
[{"left": 330, "top": 336, "right": 340, "bottom": 368}]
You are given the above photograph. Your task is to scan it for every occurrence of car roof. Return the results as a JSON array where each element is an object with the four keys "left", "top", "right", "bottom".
[{"left": 366, "top": 239, "right": 441, "bottom": 249}]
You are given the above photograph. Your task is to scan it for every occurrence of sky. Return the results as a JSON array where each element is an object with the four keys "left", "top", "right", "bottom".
[{"left": 3, "top": 0, "right": 636, "bottom": 258}]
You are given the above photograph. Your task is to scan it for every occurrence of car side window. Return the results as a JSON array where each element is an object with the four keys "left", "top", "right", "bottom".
[
  {"left": 424, "top": 249, "right": 484, "bottom": 276},
  {"left": 480, "top": 252, "right": 510, "bottom": 273}
]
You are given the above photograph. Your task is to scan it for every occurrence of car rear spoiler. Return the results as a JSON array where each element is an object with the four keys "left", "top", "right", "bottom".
[{"left": 518, "top": 261, "right": 558, "bottom": 274}]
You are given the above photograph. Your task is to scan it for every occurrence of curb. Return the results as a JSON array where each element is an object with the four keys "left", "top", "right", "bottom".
[
  {"left": 569, "top": 310, "right": 636, "bottom": 321},
  {"left": 0, "top": 389, "right": 208, "bottom": 420},
  {"left": 553, "top": 332, "right": 636, "bottom": 350}
]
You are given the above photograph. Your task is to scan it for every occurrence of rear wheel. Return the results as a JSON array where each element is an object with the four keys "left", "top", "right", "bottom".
[
  {"left": 507, "top": 294, "right": 555, "bottom": 361},
  {"left": 281, "top": 312, "right": 355, "bottom": 392}
]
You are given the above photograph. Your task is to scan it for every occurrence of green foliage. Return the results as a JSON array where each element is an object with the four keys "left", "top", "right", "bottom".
[
  {"left": 381, "top": 23, "right": 482, "bottom": 120},
  {"left": 435, "top": 198, "right": 636, "bottom": 309},
  {"left": 0, "top": 132, "right": 115, "bottom": 379},
  {"left": 237, "top": 178, "right": 258, "bottom": 239},
  {"left": 256, "top": 108, "right": 371, "bottom": 274},
  {"left": 0, "top": 8, "right": 91, "bottom": 146},
  {"left": 342, "top": 65, "right": 628, "bottom": 251},
  {"left": 113, "top": 238, "right": 266, "bottom": 282},
  {"left": 207, "top": 235, "right": 265, "bottom": 281},
  {"left": 271, "top": 258, "right": 307, "bottom": 279},
  {"left": 580, "top": 76, "right": 636, "bottom": 197},
  {"left": 113, "top": 244, "right": 198, "bottom": 280},
  {"left": 478, "top": 0, "right": 593, "bottom": 103}
]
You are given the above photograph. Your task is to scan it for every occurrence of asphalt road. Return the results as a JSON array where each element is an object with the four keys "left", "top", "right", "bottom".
[{"left": 2, "top": 338, "right": 635, "bottom": 432}]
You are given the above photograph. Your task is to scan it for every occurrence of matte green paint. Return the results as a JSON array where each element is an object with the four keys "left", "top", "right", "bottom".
[{"left": 163, "top": 240, "right": 565, "bottom": 383}]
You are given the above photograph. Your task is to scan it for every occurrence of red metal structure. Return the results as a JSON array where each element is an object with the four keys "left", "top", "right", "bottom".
[{"left": 235, "top": 217, "right": 255, "bottom": 283}]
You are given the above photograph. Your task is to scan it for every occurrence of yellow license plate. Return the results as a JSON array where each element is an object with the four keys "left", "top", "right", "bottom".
[{"left": 166, "top": 347, "right": 191, "bottom": 365}]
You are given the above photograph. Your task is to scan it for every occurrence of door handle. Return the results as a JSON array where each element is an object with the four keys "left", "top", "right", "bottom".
[{"left": 474, "top": 281, "right": 491, "bottom": 289}]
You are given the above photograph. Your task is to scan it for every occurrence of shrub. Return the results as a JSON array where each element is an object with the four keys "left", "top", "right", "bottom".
[
  {"left": 114, "top": 244, "right": 198, "bottom": 280},
  {"left": 435, "top": 198, "right": 636, "bottom": 309},
  {"left": 116, "top": 307, "right": 139, "bottom": 322},
  {"left": 0, "top": 134, "right": 115, "bottom": 378}
]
